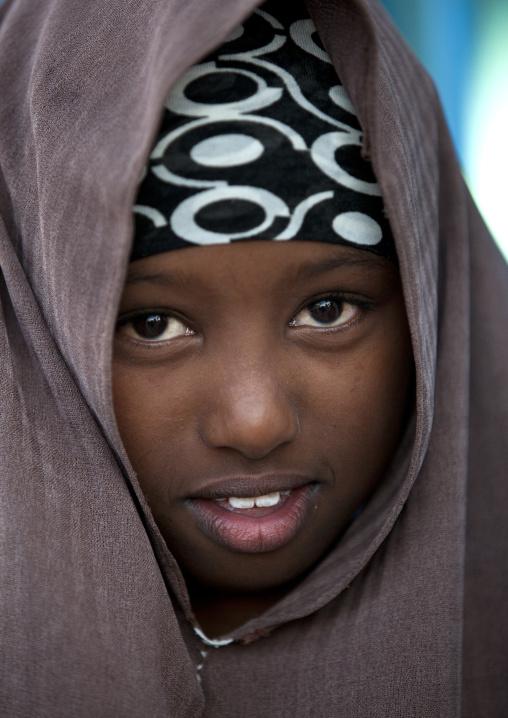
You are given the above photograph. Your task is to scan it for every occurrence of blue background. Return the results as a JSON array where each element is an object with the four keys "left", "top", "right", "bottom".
[{"left": 381, "top": 0, "right": 508, "bottom": 257}]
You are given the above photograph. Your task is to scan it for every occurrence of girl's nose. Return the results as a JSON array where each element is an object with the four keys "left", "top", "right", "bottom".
[{"left": 200, "top": 358, "right": 300, "bottom": 460}]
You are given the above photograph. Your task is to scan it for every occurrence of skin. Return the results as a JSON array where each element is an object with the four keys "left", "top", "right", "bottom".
[{"left": 112, "top": 240, "right": 413, "bottom": 636}]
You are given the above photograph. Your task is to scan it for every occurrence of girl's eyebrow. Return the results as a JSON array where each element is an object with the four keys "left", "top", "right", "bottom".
[
  {"left": 125, "top": 267, "right": 189, "bottom": 288},
  {"left": 292, "top": 253, "right": 390, "bottom": 282}
]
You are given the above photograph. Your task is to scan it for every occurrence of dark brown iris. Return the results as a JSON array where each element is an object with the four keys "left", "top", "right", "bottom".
[
  {"left": 308, "top": 299, "right": 342, "bottom": 324},
  {"left": 132, "top": 314, "right": 168, "bottom": 339}
]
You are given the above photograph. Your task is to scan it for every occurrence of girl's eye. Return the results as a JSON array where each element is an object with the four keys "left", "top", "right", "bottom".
[
  {"left": 290, "top": 298, "right": 359, "bottom": 328},
  {"left": 117, "top": 313, "right": 192, "bottom": 342}
]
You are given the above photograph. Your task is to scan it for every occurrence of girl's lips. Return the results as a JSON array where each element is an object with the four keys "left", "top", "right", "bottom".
[{"left": 187, "top": 484, "right": 317, "bottom": 553}]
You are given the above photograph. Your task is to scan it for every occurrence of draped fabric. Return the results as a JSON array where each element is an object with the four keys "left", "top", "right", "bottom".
[{"left": 0, "top": 0, "right": 506, "bottom": 716}]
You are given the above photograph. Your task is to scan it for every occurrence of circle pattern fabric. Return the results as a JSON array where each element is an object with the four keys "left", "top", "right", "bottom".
[{"left": 132, "top": 0, "right": 396, "bottom": 261}]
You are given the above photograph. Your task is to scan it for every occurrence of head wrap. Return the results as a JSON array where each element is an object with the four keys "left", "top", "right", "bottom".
[{"left": 131, "top": 0, "right": 396, "bottom": 261}]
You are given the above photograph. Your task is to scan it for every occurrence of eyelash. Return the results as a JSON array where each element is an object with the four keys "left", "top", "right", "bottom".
[
  {"left": 115, "top": 293, "right": 371, "bottom": 344},
  {"left": 289, "top": 293, "right": 370, "bottom": 331},
  {"left": 116, "top": 310, "right": 194, "bottom": 344}
]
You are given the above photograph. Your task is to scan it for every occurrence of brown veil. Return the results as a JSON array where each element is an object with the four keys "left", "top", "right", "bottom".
[{"left": 0, "top": 0, "right": 506, "bottom": 715}]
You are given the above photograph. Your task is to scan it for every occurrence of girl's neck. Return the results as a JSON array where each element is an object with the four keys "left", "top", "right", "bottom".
[{"left": 186, "top": 579, "right": 298, "bottom": 638}]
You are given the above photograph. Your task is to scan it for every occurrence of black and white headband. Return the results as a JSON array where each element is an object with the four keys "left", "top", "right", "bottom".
[{"left": 131, "top": 0, "right": 396, "bottom": 261}]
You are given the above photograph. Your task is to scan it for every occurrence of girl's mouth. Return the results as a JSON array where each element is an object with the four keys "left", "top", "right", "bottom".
[{"left": 187, "top": 484, "right": 317, "bottom": 553}]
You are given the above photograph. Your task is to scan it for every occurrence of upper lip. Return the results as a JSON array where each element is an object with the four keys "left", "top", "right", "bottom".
[{"left": 188, "top": 472, "right": 317, "bottom": 500}]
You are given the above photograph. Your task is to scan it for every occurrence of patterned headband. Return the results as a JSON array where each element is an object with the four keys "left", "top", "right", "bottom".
[{"left": 131, "top": 0, "right": 396, "bottom": 261}]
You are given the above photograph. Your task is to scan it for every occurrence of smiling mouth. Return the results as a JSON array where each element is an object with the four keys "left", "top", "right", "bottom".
[{"left": 187, "top": 481, "right": 318, "bottom": 553}]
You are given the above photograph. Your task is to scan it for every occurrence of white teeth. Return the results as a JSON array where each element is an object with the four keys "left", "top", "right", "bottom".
[
  {"left": 228, "top": 491, "right": 282, "bottom": 509},
  {"left": 228, "top": 496, "right": 255, "bottom": 509},
  {"left": 255, "top": 492, "right": 280, "bottom": 507}
]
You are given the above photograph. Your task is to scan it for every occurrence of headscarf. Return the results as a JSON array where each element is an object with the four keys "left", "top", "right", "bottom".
[
  {"left": 132, "top": 0, "right": 396, "bottom": 261},
  {"left": 0, "top": 0, "right": 507, "bottom": 716}
]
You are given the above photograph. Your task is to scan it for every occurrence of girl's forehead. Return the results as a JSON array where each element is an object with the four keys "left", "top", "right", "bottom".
[{"left": 124, "top": 241, "right": 398, "bottom": 297}]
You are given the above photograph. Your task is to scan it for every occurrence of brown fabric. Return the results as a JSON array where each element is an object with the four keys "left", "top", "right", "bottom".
[{"left": 0, "top": 0, "right": 506, "bottom": 715}]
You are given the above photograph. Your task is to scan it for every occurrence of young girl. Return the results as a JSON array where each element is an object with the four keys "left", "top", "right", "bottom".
[{"left": 0, "top": 0, "right": 506, "bottom": 716}]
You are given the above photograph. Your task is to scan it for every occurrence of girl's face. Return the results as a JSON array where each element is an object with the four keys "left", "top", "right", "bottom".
[{"left": 113, "top": 240, "right": 412, "bottom": 600}]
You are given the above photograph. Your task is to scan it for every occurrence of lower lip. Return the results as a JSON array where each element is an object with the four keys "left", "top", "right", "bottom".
[{"left": 188, "top": 485, "right": 317, "bottom": 553}]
